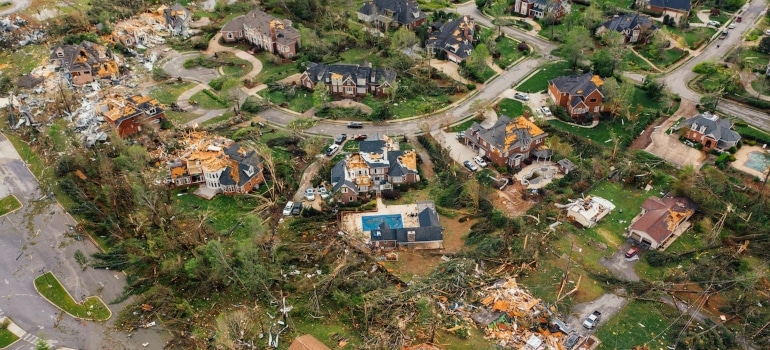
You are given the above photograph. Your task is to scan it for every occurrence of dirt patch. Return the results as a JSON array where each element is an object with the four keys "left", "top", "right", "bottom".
[
  {"left": 492, "top": 181, "right": 537, "bottom": 217},
  {"left": 628, "top": 115, "right": 667, "bottom": 150},
  {"left": 595, "top": 227, "right": 621, "bottom": 247},
  {"left": 672, "top": 282, "right": 731, "bottom": 318}
]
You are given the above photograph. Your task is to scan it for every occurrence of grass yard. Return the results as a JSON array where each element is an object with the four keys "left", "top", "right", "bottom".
[
  {"left": 668, "top": 26, "right": 716, "bottom": 49},
  {"left": 751, "top": 77, "right": 770, "bottom": 95},
  {"left": 338, "top": 48, "right": 383, "bottom": 66},
  {"left": 0, "top": 44, "right": 47, "bottom": 76},
  {"left": 165, "top": 111, "right": 200, "bottom": 125},
  {"left": 342, "top": 140, "right": 360, "bottom": 152},
  {"left": 316, "top": 106, "right": 369, "bottom": 120},
  {"left": 515, "top": 60, "right": 573, "bottom": 93},
  {"left": 254, "top": 52, "right": 299, "bottom": 84},
  {"left": 258, "top": 89, "right": 314, "bottom": 113},
  {"left": 360, "top": 94, "right": 455, "bottom": 119},
  {"left": 0, "top": 327, "right": 19, "bottom": 348},
  {"left": 190, "top": 89, "right": 230, "bottom": 109},
  {"left": 200, "top": 111, "right": 234, "bottom": 127},
  {"left": 171, "top": 189, "right": 261, "bottom": 236},
  {"left": 596, "top": 300, "right": 679, "bottom": 350},
  {"left": 705, "top": 11, "right": 731, "bottom": 25},
  {"left": 221, "top": 58, "right": 252, "bottom": 77},
  {"left": 585, "top": 182, "right": 651, "bottom": 244},
  {"left": 479, "top": 28, "right": 524, "bottom": 68},
  {"left": 624, "top": 51, "right": 655, "bottom": 72},
  {"left": 0, "top": 195, "right": 22, "bottom": 217},
  {"left": 34, "top": 272, "right": 111, "bottom": 321},
  {"left": 737, "top": 49, "right": 770, "bottom": 72},
  {"left": 734, "top": 124, "right": 770, "bottom": 144},
  {"left": 637, "top": 47, "right": 688, "bottom": 70},
  {"left": 497, "top": 98, "right": 532, "bottom": 117},
  {"left": 148, "top": 81, "right": 195, "bottom": 105},
  {"left": 450, "top": 116, "right": 481, "bottom": 132}
]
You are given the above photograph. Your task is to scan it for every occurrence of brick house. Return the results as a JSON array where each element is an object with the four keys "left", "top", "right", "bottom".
[
  {"left": 330, "top": 136, "right": 420, "bottom": 203},
  {"left": 464, "top": 113, "right": 550, "bottom": 168},
  {"left": 426, "top": 15, "right": 475, "bottom": 63},
  {"left": 220, "top": 9, "right": 300, "bottom": 59},
  {"left": 645, "top": 0, "right": 691, "bottom": 17},
  {"left": 513, "top": 0, "right": 570, "bottom": 20},
  {"left": 96, "top": 95, "right": 166, "bottom": 137},
  {"left": 596, "top": 13, "right": 658, "bottom": 44},
  {"left": 682, "top": 111, "right": 741, "bottom": 151},
  {"left": 548, "top": 73, "right": 605, "bottom": 118},
  {"left": 300, "top": 62, "right": 396, "bottom": 98},
  {"left": 357, "top": 0, "right": 427, "bottom": 30},
  {"left": 49, "top": 41, "right": 120, "bottom": 85},
  {"left": 370, "top": 201, "right": 444, "bottom": 251},
  {"left": 166, "top": 132, "right": 264, "bottom": 197},
  {"left": 626, "top": 194, "right": 697, "bottom": 250}
]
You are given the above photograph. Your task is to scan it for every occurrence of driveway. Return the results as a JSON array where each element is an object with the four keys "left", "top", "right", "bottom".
[
  {"left": 162, "top": 52, "right": 219, "bottom": 84},
  {"left": 598, "top": 243, "right": 641, "bottom": 282},
  {"left": 0, "top": 133, "right": 167, "bottom": 349},
  {"left": 430, "top": 130, "right": 478, "bottom": 168},
  {"left": 566, "top": 293, "right": 628, "bottom": 335},
  {"left": 644, "top": 101, "right": 706, "bottom": 168}
]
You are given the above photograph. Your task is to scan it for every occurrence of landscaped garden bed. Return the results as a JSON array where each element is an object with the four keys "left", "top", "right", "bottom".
[{"left": 34, "top": 272, "right": 111, "bottom": 321}]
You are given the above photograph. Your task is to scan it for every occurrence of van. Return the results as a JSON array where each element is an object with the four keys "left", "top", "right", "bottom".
[{"left": 326, "top": 144, "right": 340, "bottom": 156}]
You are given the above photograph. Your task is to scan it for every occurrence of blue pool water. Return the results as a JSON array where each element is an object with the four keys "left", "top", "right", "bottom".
[
  {"left": 745, "top": 151, "right": 770, "bottom": 173},
  {"left": 361, "top": 214, "right": 404, "bottom": 231}
]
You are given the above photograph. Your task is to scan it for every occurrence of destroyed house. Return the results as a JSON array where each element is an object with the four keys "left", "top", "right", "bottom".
[
  {"left": 370, "top": 201, "right": 443, "bottom": 250},
  {"left": 96, "top": 95, "right": 165, "bottom": 137},
  {"left": 220, "top": 9, "right": 300, "bottom": 58},
  {"left": 300, "top": 62, "right": 396, "bottom": 98},
  {"left": 330, "top": 136, "right": 419, "bottom": 203},
  {"left": 464, "top": 113, "right": 549, "bottom": 168},
  {"left": 49, "top": 41, "right": 119, "bottom": 85},
  {"left": 627, "top": 194, "right": 696, "bottom": 250},
  {"left": 167, "top": 133, "right": 264, "bottom": 196},
  {"left": 565, "top": 196, "right": 615, "bottom": 228},
  {"left": 356, "top": 0, "right": 427, "bottom": 30},
  {"left": 548, "top": 73, "right": 605, "bottom": 118},
  {"left": 426, "top": 15, "right": 475, "bottom": 63},
  {"left": 163, "top": 4, "right": 191, "bottom": 37}
]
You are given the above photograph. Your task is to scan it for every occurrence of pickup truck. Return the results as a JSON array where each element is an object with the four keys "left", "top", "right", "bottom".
[{"left": 583, "top": 311, "right": 602, "bottom": 329}]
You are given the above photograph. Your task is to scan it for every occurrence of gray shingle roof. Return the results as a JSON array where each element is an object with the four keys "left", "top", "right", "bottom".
[
  {"left": 304, "top": 62, "right": 396, "bottom": 86},
  {"left": 359, "top": 139, "right": 387, "bottom": 154},
  {"left": 357, "top": 0, "right": 426, "bottom": 27},
  {"left": 684, "top": 112, "right": 741, "bottom": 147},
  {"left": 426, "top": 15, "right": 475, "bottom": 60},
  {"left": 331, "top": 159, "right": 346, "bottom": 185},
  {"left": 648, "top": 0, "right": 691, "bottom": 12},
  {"left": 602, "top": 13, "right": 656, "bottom": 34},
  {"left": 549, "top": 73, "right": 601, "bottom": 98},
  {"left": 467, "top": 115, "right": 536, "bottom": 153}
]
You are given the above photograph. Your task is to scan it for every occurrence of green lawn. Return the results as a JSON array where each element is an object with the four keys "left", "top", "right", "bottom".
[
  {"left": 737, "top": 49, "right": 770, "bottom": 72},
  {"left": 171, "top": 189, "right": 260, "bottom": 236},
  {"left": 34, "top": 272, "right": 111, "bottom": 321},
  {"left": 637, "top": 47, "right": 688, "bottom": 69},
  {"left": 668, "top": 26, "right": 716, "bottom": 49},
  {"left": 734, "top": 124, "right": 770, "bottom": 144},
  {"left": 0, "top": 44, "right": 47, "bottom": 76},
  {"left": 450, "top": 117, "right": 480, "bottom": 132},
  {"left": 190, "top": 89, "right": 230, "bottom": 109},
  {"left": 497, "top": 98, "right": 532, "bottom": 117},
  {"left": 200, "top": 111, "right": 234, "bottom": 127},
  {"left": 586, "top": 182, "right": 651, "bottom": 244},
  {"left": 259, "top": 89, "right": 315, "bottom": 113},
  {"left": 360, "top": 94, "right": 455, "bottom": 119},
  {"left": 254, "top": 52, "right": 299, "bottom": 84},
  {"left": 515, "top": 60, "right": 574, "bottom": 93},
  {"left": 148, "top": 82, "right": 195, "bottom": 105},
  {"left": 221, "top": 57, "right": 253, "bottom": 77},
  {"left": 339, "top": 48, "right": 382, "bottom": 66},
  {"left": 165, "top": 111, "right": 200, "bottom": 125},
  {"left": 596, "top": 300, "right": 679, "bottom": 350},
  {"left": 624, "top": 51, "right": 655, "bottom": 72},
  {"left": 479, "top": 28, "right": 524, "bottom": 68},
  {"left": 0, "top": 327, "right": 19, "bottom": 348},
  {"left": 316, "top": 106, "right": 369, "bottom": 120},
  {"left": 342, "top": 140, "right": 360, "bottom": 152},
  {"left": 705, "top": 11, "right": 731, "bottom": 25},
  {"left": 751, "top": 77, "right": 770, "bottom": 95},
  {"left": 0, "top": 195, "right": 21, "bottom": 217}
]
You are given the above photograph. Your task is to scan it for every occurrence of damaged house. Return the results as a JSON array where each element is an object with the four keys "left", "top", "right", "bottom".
[
  {"left": 49, "top": 41, "right": 120, "bottom": 85},
  {"left": 330, "top": 135, "right": 420, "bottom": 203},
  {"left": 300, "top": 62, "right": 396, "bottom": 98},
  {"left": 626, "top": 194, "right": 697, "bottom": 250},
  {"left": 96, "top": 95, "right": 166, "bottom": 137},
  {"left": 426, "top": 15, "right": 475, "bottom": 63},
  {"left": 464, "top": 113, "right": 550, "bottom": 169},
  {"left": 561, "top": 196, "right": 615, "bottom": 228},
  {"left": 356, "top": 0, "right": 427, "bottom": 30},
  {"left": 111, "top": 4, "right": 190, "bottom": 48},
  {"left": 220, "top": 9, "right": 300, "bottom": 58},
  {"left": 370, "top": 201, "right": 443, "bottom": 250},
  {"left": 166, "top": 132, "right": 264, "bottom": 198}
]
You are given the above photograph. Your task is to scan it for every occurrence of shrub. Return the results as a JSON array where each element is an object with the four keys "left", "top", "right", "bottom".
[
  {"left": 517, "top": 42, "right": 529, "bottom": 52},
  {"left": 692, "top": 62, "right": 718, "bottom": 74},
  {"left": 381, "top": 189, "right": 401, "bottom": 200},
  {"left": 151, "top": 67, "right": 170, "bottom": 82},
  {"left": 203, "top": 89, "right": 226, "bottom": 105},
  {"left": 466, "top": 83, "right": 476, "bottom": 91},
  {"left": 646, "top": 251, "right": 674, "bottom": 267},
  {"left": 728, "top": 146, "right": 737, "bottom": 154},
  {"left": 208, "top": 76, "right": 227, "bottom": 91}
]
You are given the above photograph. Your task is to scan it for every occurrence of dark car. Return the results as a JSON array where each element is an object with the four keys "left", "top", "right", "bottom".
[
  {"left": 347, "top": 122, "right": 363, "bottom": 129},
  {"left": 291, "top": 201, "right": 302, "bottom": 215},
  {"left": 625, "top": 246, "right": 640, "bottom": 259},
  {"left": 353, "top": 134, "right": 368, "bottom": 141},
  {"left": 334, "top": 134, "right": 347, "bottom": 144}
]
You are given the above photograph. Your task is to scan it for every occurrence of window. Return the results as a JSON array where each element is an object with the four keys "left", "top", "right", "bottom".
[
  {"left": 227, "top": 33, "right": 233, "bottom": 39},
  {"left": 589, "top": 98, "right": 597, "bottom": 103},
  {"left": 349, "top": 196, "right": 353, "bottom": 202},
  {"left": 342, "top": 187, "right": 348, "bottom": 193},
  {"left": 346, "top": 87, "right": 353, "bottom": 94}
]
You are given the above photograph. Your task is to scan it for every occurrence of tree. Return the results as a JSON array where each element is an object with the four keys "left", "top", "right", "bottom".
[
  {"left": 602, "top": 77, "right": 634, "bottom": 118},
  {"left": 646, "top": 31, "right": 669, "bottom": 61},
  {"left": 582, "top": 5, "right": 604, "bottom": 31},
  {"left": 313, "top": 82, "right": 329, "bottom": 108},
  {"left": 590, "top": 49, "right": 614, "bottom": 77},
  {"left": 597, "top": 31, "right": 627, "bottom": 76},
  {"left": 389, "top": 27, "right": 418, "bottom": 54},
  {"left": 465, "top": 43, "right": 490, "bottom": 80},
  {"left": 487, "top": 0, "right": 509, "bottom": 36},
  {"left": 758, "top": 36, "right": 770, "bottom": 54},
  {"left": 220, "top": 77, "right": 243, "bottom": 115},
  {"left": 562, "top": 27, "right": 593, "bottom": 70}
]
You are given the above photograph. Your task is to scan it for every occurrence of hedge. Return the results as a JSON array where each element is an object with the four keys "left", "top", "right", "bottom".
[{"left": 203, "top": 89, "right": 227, "bottom": 105}]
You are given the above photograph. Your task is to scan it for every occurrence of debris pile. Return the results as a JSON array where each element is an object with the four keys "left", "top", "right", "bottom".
[
  {"left": 442, "top": 278, "right": 570, "bottom": 349},
  {"left": 109, "top": 4, "right": 192, "bottom": 49},
  {"left": 0, "top": 15, "right": 45, "bottom": 48}
]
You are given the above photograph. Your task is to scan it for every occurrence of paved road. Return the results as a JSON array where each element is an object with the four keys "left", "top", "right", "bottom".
[
  {"left": 0, "top": 133, "right": 167, "bottom": 350},
  {"left": 0, "top": 0, "right": 29, "bottom": 16},
  {"left": 662, "top": 0, "right": 770, "bottom": 130},
  {"left": 162, "top": 52, "right": 219, "bottom": 84}
]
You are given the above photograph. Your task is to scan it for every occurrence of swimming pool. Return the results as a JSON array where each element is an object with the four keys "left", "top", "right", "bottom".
[
  {"left": 745, "top": 151, "right": 770, "bottom": 173},
  {"left": 361, "top": 214, "right": 404, "bottom": 231}
]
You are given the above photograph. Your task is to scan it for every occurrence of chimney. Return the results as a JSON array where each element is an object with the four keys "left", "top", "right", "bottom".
[
  {"left": 523, "top": 110, "right": 530, "bottom": 118},
  {"left": 407, "top": 231, "right": 416, "bottom": 242}
]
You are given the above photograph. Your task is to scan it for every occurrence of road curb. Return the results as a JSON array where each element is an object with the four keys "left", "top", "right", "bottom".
[
  {"left": 33, "top": 273, "right": 113, "bottom": 322},
  {"left": 0, "top": 317, "right": 22, "bottom": 349},
  {"left": 0, "top": 194, "right": 22, "bottom": 217}
]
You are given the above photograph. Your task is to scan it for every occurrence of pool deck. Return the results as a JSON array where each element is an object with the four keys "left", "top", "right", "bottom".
[
  {"left": 341, "top": 198, "right": 423, "bottom": 241},
  {"left": 732, "top": 146, "right": 769, "bottom": 179},
  {"left": 514, "top": 161, "right": 562, "bottom": 189}
]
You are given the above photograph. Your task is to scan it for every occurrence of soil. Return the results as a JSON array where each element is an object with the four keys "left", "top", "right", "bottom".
[
  {"left": 671, "top": 282, "right": 731, "bottom": 319},
  {"left": 491, "top": 180, "right": 537, "bottom": 217},
  {"left": 628, "top": 115, "right": 667, "bottom": 150}
]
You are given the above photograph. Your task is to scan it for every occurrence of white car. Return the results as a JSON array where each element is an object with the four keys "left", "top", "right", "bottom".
[
  {"left": 318, "top": 187, "right": 330, "bottom": 199},
  {"left": 541, "top": 106, "right": 553, "bottom": 116},
  {"left": 282, "top": 201, "right": 294, "bottom": 216},
  {"left": 707, "top": 20, "right": 720, "bottom": 27},
  {"left": 305, "top": 188, "right": 316, "bottom": 201},
  {"left": 728, "top": 23, "right": 736, "bottom": 29},
  {"left": 765, "top": 29, "right": 770, "bottom": 36},
  {"left": 473, "top": 156, "right": 488, "bottom": 168},
  {"left": 514, "top": 92, "right": 529, "bottom": 101}
]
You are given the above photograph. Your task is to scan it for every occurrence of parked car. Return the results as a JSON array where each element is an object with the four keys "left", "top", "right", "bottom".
[
  {"left": 473, "top": 156, "right": 488, "bottom": 168},
  {"left": 347, "top": 122, "right": 363, "bottom": 129},
  {"left": 353, "top": 134, "right": 368, "bottom": 141},
  {"left": 282, "top": 201, "right": 294, "bottom": 216},
  {"left": 291, "top": 201, "right": 302, "bottom": 215},
  {"left": 305, "top": 188, "right": 316, "bottom": 201},
  {"left": 720, "top": 30, "right": 728, "bottom": 39},
  {"left": 326, "top": 144, "right": 340, "bottom": 156},
  {"left": 334, "top": 134, "right": 347, "bottom": 144},
  {"left": 541, "top": 106, "right": 552, "bottom": 116},
  {"left": 463, "top": 160, "right": 478, "bottom": 172},
  {"left": 318, "top": 187, "right": 330, "bottom": 199},
  {"left": 625, "top": 246, "right": 640, "bottom": 259},
  {"left": 583, "top": 311, "right": 602, "bottom": 329},
  {"left": 765, "top": 29, "right": 770, "bottom": 36},
  {"left": 707, "top": 20, "right": 720, "bottom": 27},
  {"left": 457, "top": 131, "right": 466, "bottom": 139},
  {"left": 737, "top": 16, "right": 742, "bottom": 22},
  {"left": 728, "top": 23, "right": 736, "bottom": 29},
  {"left": 564, "top": 333, "right": 583, "bottom": 350},
  {"left": 514, "top": 92, "right": 529, "bottom": 101}
]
